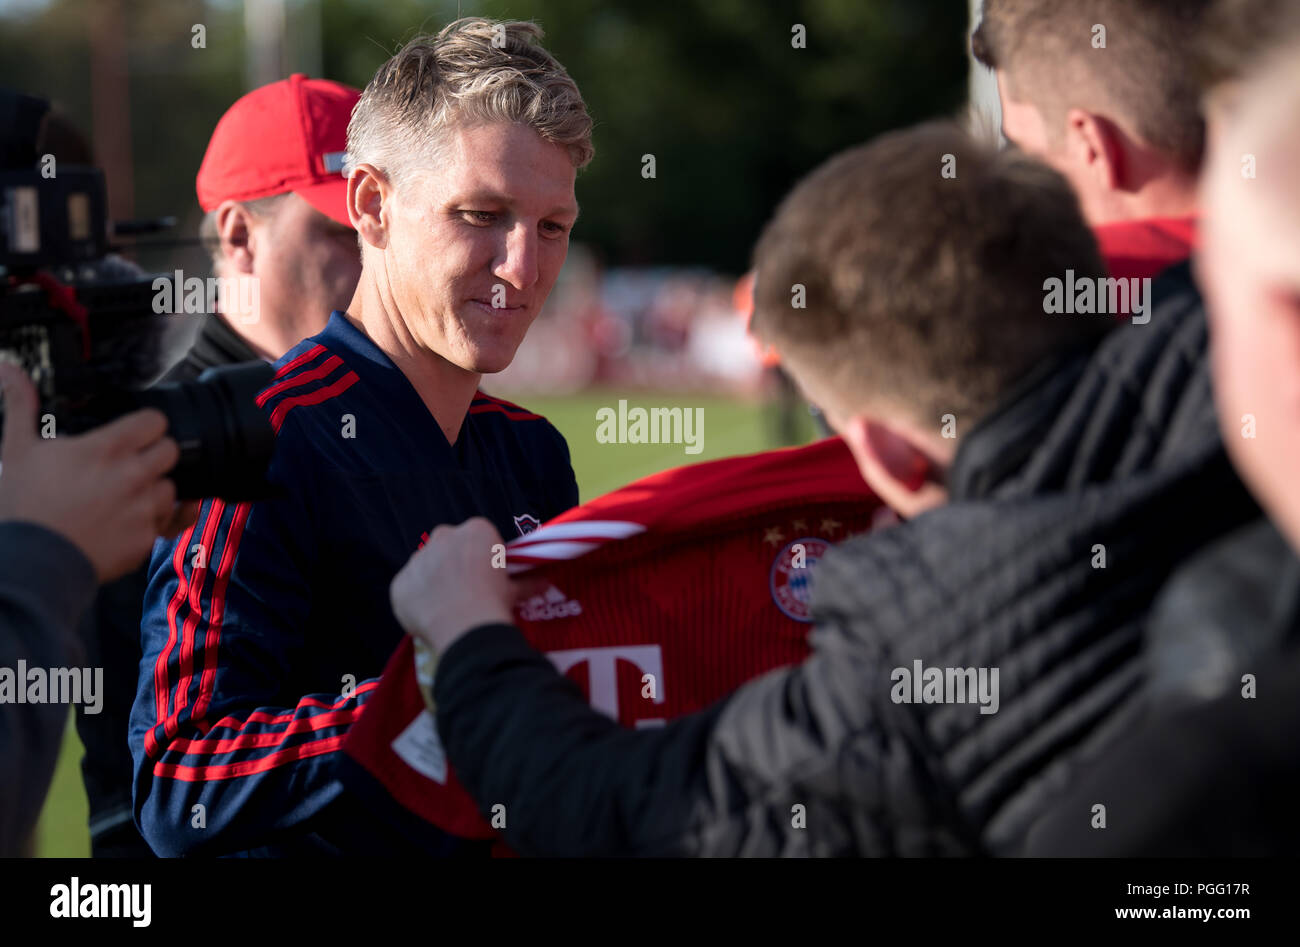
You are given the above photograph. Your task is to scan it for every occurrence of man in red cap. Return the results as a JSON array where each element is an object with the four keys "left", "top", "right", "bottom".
[
  {"left": 159, "top": 73, "right": 362, "bottom": 381},
  {"left": 74, "top": 74, "right": 362, "bottom": 858}
]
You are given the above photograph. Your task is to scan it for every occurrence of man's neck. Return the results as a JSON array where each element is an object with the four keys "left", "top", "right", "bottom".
[
  {"left": 214, "top": 311, "right": 274, "bottom": 362},
  {"left": 344, "top": 279, "right": 480, "bottom": 446},
  {"left": 1091, "top": 172, "right": 1200, "bottom": 226}
]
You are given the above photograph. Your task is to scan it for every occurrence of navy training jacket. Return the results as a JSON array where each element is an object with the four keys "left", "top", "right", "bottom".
[{"left": 129, "top": 311, "right": 578, "bottom": 856}]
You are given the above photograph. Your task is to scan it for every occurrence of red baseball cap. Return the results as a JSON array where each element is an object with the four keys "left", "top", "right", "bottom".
[{"left": 196, "top": 73, "right": 360, "bottom": 228}]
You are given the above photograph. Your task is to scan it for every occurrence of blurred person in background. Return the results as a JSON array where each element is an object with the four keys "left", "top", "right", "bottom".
[
  {"left": 76, "top": 75, "right": 362, "bottom": 857},
  {"left": 734, "top": 270, "right": 823, "bottom": 443},
  {"left": 1024, "top": 0, "right": 1300, "bottom": 856},
  {"left": 160, "top": 74, "right": 363, "bottom": 381},
  {"left": 973, "top": 0, "right": 1210, "bottom": 281}
]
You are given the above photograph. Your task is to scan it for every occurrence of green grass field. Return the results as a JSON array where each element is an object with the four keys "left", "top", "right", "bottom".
[{"left": 34, "top": 389, "right": 817, "bottom": 856}]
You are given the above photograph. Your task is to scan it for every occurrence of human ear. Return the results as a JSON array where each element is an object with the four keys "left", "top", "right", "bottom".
[
  {"left": 839, "top": 415, "right": 949, "bottom": 518},
  {"left": 215, "top": 201, "right": 257, "bottom": 275},
  {"left": 1065, "top": 108, "right": 1125, "bottom": 193},
  {"left": 347, "top": 163, "right": 391, "bottom": 251}
]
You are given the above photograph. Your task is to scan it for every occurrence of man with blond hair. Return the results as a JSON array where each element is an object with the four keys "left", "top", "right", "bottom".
[{"left": 129, "top": 18, "right": 588, "bottom": 856}]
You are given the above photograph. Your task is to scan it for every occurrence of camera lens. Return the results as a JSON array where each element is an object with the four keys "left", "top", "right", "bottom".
[{"left": 136, "top": 361, "right": 276, "bottom": 501}]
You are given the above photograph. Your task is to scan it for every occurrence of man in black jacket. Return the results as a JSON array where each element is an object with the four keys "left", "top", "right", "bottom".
[
  {"left": 74, "top": 76, "right": 362, "bottom": 856},
  {"left": 1024, "top": 5, "right": 1300, "bottom": 856},
  {"left": 389, "top": 122, "right": 1256, "bottom": 856}
]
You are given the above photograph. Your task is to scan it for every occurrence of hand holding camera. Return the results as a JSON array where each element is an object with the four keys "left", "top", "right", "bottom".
[{"left": 0, "top": 362, "right": 199, "bottom": 582}]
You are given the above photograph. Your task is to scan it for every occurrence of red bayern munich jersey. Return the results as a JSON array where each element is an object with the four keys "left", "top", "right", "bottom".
[{"left": 343, "top": 436, "right": 889, "bottom": 840}]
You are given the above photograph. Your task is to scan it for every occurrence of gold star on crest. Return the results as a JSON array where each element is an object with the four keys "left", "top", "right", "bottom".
[
  {"left": 819, "top": 518, "right": 842, "bottom": 534},
  {"left": 763, "top": 526, "right": 785, "bottom": 546},
  {"left": 791, "top": 519, "right": 807, "bottom": 531}
]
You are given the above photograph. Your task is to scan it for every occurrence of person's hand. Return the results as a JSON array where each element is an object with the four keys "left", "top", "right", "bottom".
[
  {"left": 0, "top": 363, "right": 200, "bottom": 582},
  {"left": 390, "top": 517, "right": 520, "bottom": 654}
]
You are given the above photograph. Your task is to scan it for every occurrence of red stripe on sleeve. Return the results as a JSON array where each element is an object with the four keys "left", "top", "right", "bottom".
[
  {"left": 271, "top": 344, "right": 328, "bottom": 380},
  {"left": 270, "top": 371, "right": 360, "bottom": 432},
  {"left": 189, "top": 501, "right": 253, "bottom": 726},
  {"left": 200, "top": 682, "right": 380, "bottom": 735},
  {"left": 152, "top": 735, "right": 346, "bottom": 781},
  {"left": 255, "top": 355, "right": 344, "bottom": 407},
  {"left": 472, "top": 391, "right": 543, "bottom": 420},
  {"left": 146, "top": 521, "right": 198, "bottom": 759},
  {"left": 170, "top": 500, "right": 228, "bottom": 724},
  {"left": 165, "top": 706, "right": 363, "bottom": 757}
]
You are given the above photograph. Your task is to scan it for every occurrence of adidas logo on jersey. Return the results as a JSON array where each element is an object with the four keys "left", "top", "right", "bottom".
[{"left": 518, "top": 584, "right": 583, "bottom": 621}]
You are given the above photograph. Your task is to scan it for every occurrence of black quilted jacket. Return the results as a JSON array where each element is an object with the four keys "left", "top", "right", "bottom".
[{"left": 434, "top": 261, "right": 1258, "bottom": 856}]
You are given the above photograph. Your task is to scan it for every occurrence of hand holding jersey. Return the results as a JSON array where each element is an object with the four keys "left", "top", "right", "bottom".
[
  {"left": 391, "top": 518, "right": 518, "bottom": 657},
  {"left": 356, "top": 437, "right": 883, "bottom": 846}
]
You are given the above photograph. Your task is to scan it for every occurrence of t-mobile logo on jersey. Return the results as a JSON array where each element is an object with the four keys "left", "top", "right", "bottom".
[{"left": 546, "top": 645, "right": 667, "bottom": 727}]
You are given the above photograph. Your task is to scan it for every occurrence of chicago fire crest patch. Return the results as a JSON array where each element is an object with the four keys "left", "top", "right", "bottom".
[{"left": 513, "top": 513, "right": 541, "bottom": 536}]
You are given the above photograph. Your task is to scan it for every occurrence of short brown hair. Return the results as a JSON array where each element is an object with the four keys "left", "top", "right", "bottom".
[
  {"left": 346, "top": 17, "right": 593, "bottom": 188},
  {"left": 1196, "top": 0, "right": 1300, "bottom": 88},
  {"left": 751, "top": 123, "right": 1109, "bottom": 426},
  {"left": 972, "top": 0, "right": 1212, "bottom": 172}
]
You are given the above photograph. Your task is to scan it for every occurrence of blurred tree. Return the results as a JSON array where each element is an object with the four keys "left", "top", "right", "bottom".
[
  {"left": 0, "top": 0, "right": 968, "bottom": 275},
  {"left": 318, "top": 0, "right": 969, "bottom": 272},
  {"left": 500, "top": 0, "right": 967, "bottom": 272},
  {"left": 1, "top": 0, "right": 246, "bottom": 275}
]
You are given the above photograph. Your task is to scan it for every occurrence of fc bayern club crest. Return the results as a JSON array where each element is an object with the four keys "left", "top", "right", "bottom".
[
  {"left": 770, "top": 537, "right": 829, "bottom": 622},
  {"left": 513, "top": 513, "right": 541, "bottom": 536}
]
